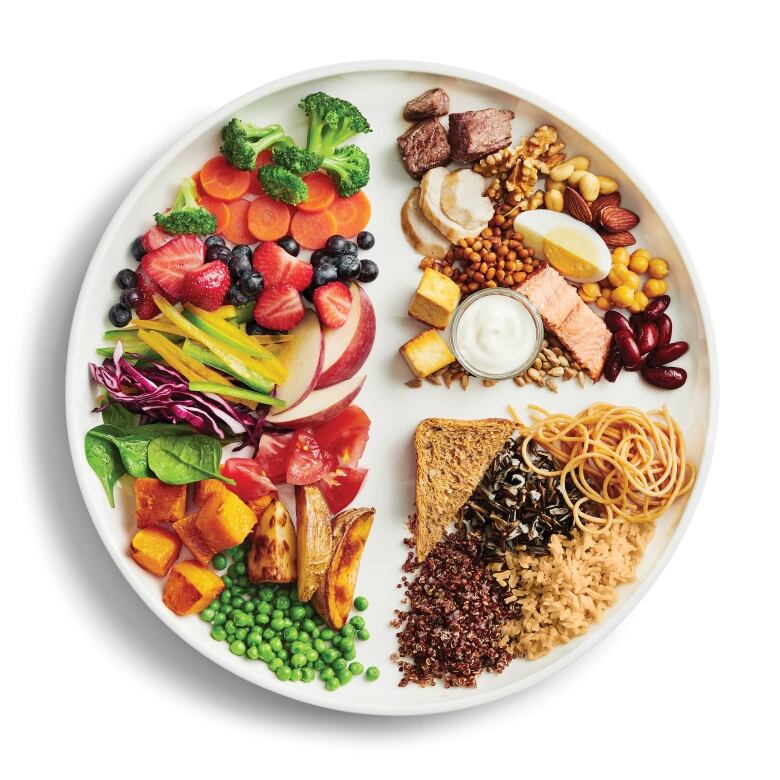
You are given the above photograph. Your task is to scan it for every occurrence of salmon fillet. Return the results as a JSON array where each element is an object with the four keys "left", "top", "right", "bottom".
[{"left": 519, "top": 266, "right": 612, "bottom": 380}]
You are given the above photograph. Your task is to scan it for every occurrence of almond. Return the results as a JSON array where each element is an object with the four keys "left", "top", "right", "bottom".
[
  {"left": 600, "top": 230, "right": 636, "bottom": 248},
  {"left": 563, "top": 186, "right": 592, "bottom": 223},
  {"left": 589, "top": 192, "right": 621, "bottom": 226},
  {"left": 600, "top": 206, "right": 640, "bottom": 233}
]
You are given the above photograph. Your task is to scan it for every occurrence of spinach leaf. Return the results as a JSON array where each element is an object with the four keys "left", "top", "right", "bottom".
[
  {"left": 84, "top": 424, "right": 127, "bottom": 507},
  {"left": 101, "top": 402, "right": 136, "bottom": 431},
  {"left": 147, "top": 435, "right": 234, "bottom": 485}
]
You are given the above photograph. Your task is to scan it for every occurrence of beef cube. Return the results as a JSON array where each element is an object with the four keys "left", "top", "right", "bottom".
[
  {"left": 397, "top": 119, "right": 451, "bottom": 179},
  {"left": 403, "top": 87, "right": 450, "bottom": 120},
  {"left": 448, "top": 108, "right": 514, "bottom": 163}
]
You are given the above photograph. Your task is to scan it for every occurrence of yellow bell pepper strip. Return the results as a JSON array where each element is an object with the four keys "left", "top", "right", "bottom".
[
  {"left": 130, "top": 319, "right": 189, "bottom": 338},
  {"left": 181, "top": 340, "right": 274, "bottom": 394},
  {"left": 212, "top": 305, "right": 238, "bottom": 319},
  {"left": 188, "top": 381, "right": 285, "bottom": 408}
]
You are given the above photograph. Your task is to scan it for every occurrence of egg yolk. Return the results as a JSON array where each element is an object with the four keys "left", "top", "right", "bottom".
[{"left": 542, "top": 227, "right": 601, "bottom": 280}]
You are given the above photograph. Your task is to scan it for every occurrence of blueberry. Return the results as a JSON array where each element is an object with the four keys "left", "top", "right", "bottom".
[
  {"left": 326, "top": 235, "right": 347, "bottom": 255},
  {"left": 302, "top": 284, "right": 315, "bottom": 303},
  {"left": 205, "top": 235, "right": 226, "bottom": 249},
  {"left": 226, "top": 285, "right": 249, "bottom": 306},
  {"left": 356, "top": 231, "right": 375, "bottom": 250},
  {"left": 120, "top": 288, "right": 141, "bottom": 309},
  {"left": 276, "top": 236, "right": 300, "bottom": 257},
  {"left": 334, "top": 253, "right": 361, "bottom": 282},
  {"left": 131, "top": 235, "right": 147, "bottom": 262},
  {"left": 311, "top": 249, "right": 334, "bottom": 268},
  {"left": 116, "top": 269, "right": 137, "bottom": 289},
  {"left": 231, "top": 244, "right": 253, "bottom": 260},
  {"left": 358, "top": 259, "right": 379, "bottom": 283},
  {"left": 108, "top": 303, "right": 132, "bottom": 327},
  {"left": 312, "top": 262, "right": 338, "bottom": 288},
  {"left": 206, "top": 244, "right": 230, "bottom": 263},
  {"left": 246, "top": 322, "right": 286, "bottom": 336},
  {"left": 228, "top": 254, "right": 253, "bottom": 281},
  {"left": 239, "top": 271, "right": 264, "bottom": 297},
  {"left": 341, "top": 240, "right": 358, "bottom": 256}
]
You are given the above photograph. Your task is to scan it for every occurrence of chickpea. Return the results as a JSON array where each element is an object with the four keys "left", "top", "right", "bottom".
[
  {"left": 581, "top": 282, "right": 601, "bottom": 300},
  {"left": 631, "top": 248, "right": 651, "bottom": 262},
  {"left": 628, "top": 253, "right": 649, "bottom": 274},
  {"left": 611, "top": 247, "right": 630, "bottom": 266},
  {"left": 644, "top": 278, "right": 668, "bottom": 298},
  {"left": 629, "top": 290, "right": 650, "bottom": 313},
  {"left": 595, "top": 296, "right": 613, "bottom": 311},
  {"left": 611, "top": 285, "right": 636, "bottom": 308},
  {"left": 622, "top": 271, "right": 641, "bottom": 291},
  {"left": 608, "top": 268, "right": 624, "bottom": 287},
  {"left": 600, "top": 286, "right": 613, "bottom": 300},
  {"left": 648, "top": 258, "right": 670, "bottom": 279}
]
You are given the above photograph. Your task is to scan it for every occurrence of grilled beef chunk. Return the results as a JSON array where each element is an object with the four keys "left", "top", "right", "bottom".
[
  {"left": 448, "top": 108, "right": 514, "bottom": 163},
  {"left": 397, "top": 119, "right": 451, "bottom": 179},
  {"left": 403, "top": 88, "right": 450, "bottom": 121}
]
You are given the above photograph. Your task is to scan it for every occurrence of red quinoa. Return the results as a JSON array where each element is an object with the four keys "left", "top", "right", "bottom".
[{"left": 392, "top": 531, "right": 519, "bottom": 688}]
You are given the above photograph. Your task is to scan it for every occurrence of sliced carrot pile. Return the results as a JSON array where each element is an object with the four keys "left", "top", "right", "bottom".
[
  {"left": 247, "top": 195, "right": 292, "bottom": 242},
  {"left": 248, "top": 150, "right": 273, "bottom": 196},
  {"left": 327, "top": 191, "right": 371, "bottom": 237},
  {"left": 221, "top": 199, "right": 256, "bottom": 245},
  {"left": 297, "top": 172, "right": 337, "bottom": 213},
  {"left": 290, "top": 209, "right": 338, "bottom": 250},
  {"left": 200, "top": 156, "right": 251, "bottom": 201},
  {"left": 198, "top": 195, "right": 231, "bottom": 234}
]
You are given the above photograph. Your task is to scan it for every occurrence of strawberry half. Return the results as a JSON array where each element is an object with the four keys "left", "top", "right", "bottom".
[
  {"left": 253, "top": 284, "right": 305, "bottom": 331},
  {"left": 313, "top": 281, "right": 352, "bottom": 329},
  {"left": 141, "top": 234, "right": 204, "bottom": 301},
  {"left": 182, "top": 262, "right": 231, "bottom": 311},
  {"left": 252, "top": 242, "right": 313, "bottom": 292},
  {"left": 135, "top": 268, "right": 164, "bottom": 319},
  {"left": 140, "top": 225, "right": 172, "bottom": 252}
]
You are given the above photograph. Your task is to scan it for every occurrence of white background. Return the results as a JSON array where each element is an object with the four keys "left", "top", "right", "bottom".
[{"left": 4, "top": 1, "right": 777, "bottom": 777}]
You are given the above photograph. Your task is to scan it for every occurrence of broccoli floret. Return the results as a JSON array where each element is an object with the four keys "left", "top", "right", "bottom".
[
  {"left": 298, "top": 92, "right": 372, "bottom": 159},
  {"left": 321, "top": 144, "right": 370, "bottom": 197},
  {"left": 220, "top": 118, "right": 288, "bottom": 170},
  {"left": 153, "top": 177, "right": 216, "bottom": 236},
  {"left": 271, "top": 143, "right": 322, "bottom": 175},
  {"left": 258, "top": 165, "right": 309, "bottom": 205}
]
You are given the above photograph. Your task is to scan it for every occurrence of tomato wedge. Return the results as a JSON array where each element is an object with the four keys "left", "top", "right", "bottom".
[
  {"left": 221, "top": 458, "right": 275, "bottom": 502},
  {"left": 316, "top": 467, "right": 368, "bottom": 514},
  {"left": 312, "top": 406, "right": 370, "bottom": 467},
  {"left": 285, "top": 429, "right": 337, "bottom": 486},
  {"left": 255, "top": 432, "right": 294, "bottom": 484}
]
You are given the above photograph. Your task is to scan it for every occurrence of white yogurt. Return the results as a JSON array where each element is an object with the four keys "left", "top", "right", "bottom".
[{"left": 452, "top": 292, "right": 540, "bottom": 377}]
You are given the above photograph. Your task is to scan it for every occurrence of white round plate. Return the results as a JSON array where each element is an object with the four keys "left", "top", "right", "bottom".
[{"left": 66, "top": 61, "right": 717, "bottom": 716}]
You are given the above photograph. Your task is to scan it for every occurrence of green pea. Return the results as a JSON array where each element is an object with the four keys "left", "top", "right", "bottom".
[
  {"left": 232, "top": 548, "right": 246, "bottom": 563},
  {"left": 332, "top": 658, "right": 347, "bottom": 673},
  {"left": 290, "top": 605, "right": 306, "bottom": 621},
  {"left": 224, "top": 620, "right": 236, "bottom": 634},
  {"left": 291, "top": 653, "right": 307, "bottom": 668},
  {"left": 320, "top": 628, "right": 335, "bottom": 641},
  {"left": 320, "top": 668, "right": 334, "bottom": 681},
  {"left": 341, "top": 648, "right": 356, "bottom": 661},
  {"left": 313, "top": 660, "right": 325, "bottom": 671},
  {"left": 229, "top": 639, "right": 246, "bottom": 656},
  {"left": 350, "top": 615, "right": 366, "bottom": 630},
  {"left": 256, "top": 601, "right": 272, "bottom": 615},
  {"left": 260, "top": 586, "right": 275, "bottom": 602},
  {"left": 211, "top": 626, "right": 227, "bottom": 642},
  {"left": 305, "top": 648, "right": 319, "bottom": 663},
  {"left": 200, "top": 608, "right": 216, "bottom": 623},
  {"left": 246, "top": 645, "right": 259, "bottom": 660},
  {"left": 275, "top": 595, "right": 291, "bottom": 610},
  {"left": 357, "top": 629, "right": 370, "bottom": 641},
  {"left": 220, "top": 591, "right": 232, "bottom": 604},
  {"left": 255, "top": 613, "right": 270, "bottom": 626},
  {"left": 325, "top": 677, "right": 340, "bottom": 691},
  {"left": 247, "top": 631, "right": 262, "bottom": 647},
  {"left": 340, "top": 637, "right": 355, "bottom": 653},
  {"left": 234, "top": 562, "right": 247, "bottom": 577},
  {"left": 224, "top": 546, "right": 239, "bottom": 557},
  {"left": 222, "top": 576, "right": 234, "bottom": 588},
  {"left": 276, "top": 648, "right": 289, "bottom": 662},
  {"left": 232, "top": 610, "right": 250, "bottom": 627},
  {"left": 235, "top": 628, "right": 248, "bottom": 641},
  {"left": 276, "top": 665, "right": 292, "bottom": 681},
  {"left": 297, "top": 631, "right": 311, "bottom": 644},
  {"left": 269, "top": 637, "right": 283, "bottom": 653},
  {"left": 208, "top": 599, "right": 221, "bottom": 610},
  {"left": 365, "top": 666, "right": 380, "bottom": 681},
  {"left": 311, "top": 628, "right": 320, "bottom": 640},
  {"left": 271, "top": 609, "right": 284, "bottom": 620},
  {"left": 349, "top": 662, "right": 364, "bottom": 675},
  {"left": 337, "top": 670, "right": 352, "bottom": 685},
  {"left": 270, "top": 618, "right": 285, "bottom": 632},
  {"left": 212, "top": 554, "right": 227, "bottom": 570},
  {"left": 282, "top": 618, "right": 293, "bottom": 629},
  {"left": 321, "top": 648, "right": 338, "bottom": 664},
  {"left": 341, "top": 624, "right": 355, "bottom": 638},
  {"left": 283, "top": 627, "right": 299, "bottom": 642},
  {"left": 231, "top": 596, "right": 244, "bottom": 609},
  {"left": 301, "top": 668, "right": 315, "bottom": 682},
  {"left": 268, "top": 657, "right": 283, "bottom": 672},
  {"left": 301, "top": 618, "right": 316, "bottom": 633},
  {"left": 303, "top": 605, "right": 314, "bottom": 617},
  {"left": 353, "top": 596, "right": 369, "bottom": 611},
  {"left": 227, "top": 563, "right": 239, "bottom": 577},
  {"left": 290, "top": 668, "right": 302, "bottom": 682},
  {"left": 243, "top": 601, "right": 256, "bottom": 613},
  {"left": 262, "top": 628, "right": 276, "bottom": 640},
  {"left": 313, "top": 638, "right": 326, "bottom": 653},
  {"left": 259, "top": 643, "right": 274, "bottom": 662},
  {"left": 213, "top": 612, "right": 227, "bottom": 627},
  {"left": 331, "top": 635, "right": 342, "bottom": 647}
]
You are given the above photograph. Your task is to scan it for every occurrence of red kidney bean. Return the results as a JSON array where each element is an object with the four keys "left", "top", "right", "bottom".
[
  {"left": 628, "top": 312, "right": 645, "bottom": 335},
  {"left": 641, "top": 365, "right": 687, "bottom": 389},
  {"left": 655, "top": 314, "right": 673, "bottom": 348},
  {"left": 604, "top": 310, "right": 633, "bottom": 335},
  {"left": 642, "top": 294, "right": 671, "bottom": 320},
  {"left": 636, "top": 321, "right": 659, "bottom": 355},
  {"left": 603, "top": 347, "right": 623, "bottom": 382},
  {"left": 615, "top": 330, "right": 642, "bottom": 369},
  {"left": 624, "top": 352, "right": 649, "bottom": 372},
  {"left": 649, "top": 340, "right": 689, "bottom": 367}
]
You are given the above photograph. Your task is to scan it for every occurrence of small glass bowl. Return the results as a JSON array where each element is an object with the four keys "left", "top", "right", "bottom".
[{"left": 448, "top": 288, "right": 544, "bottom": 381}]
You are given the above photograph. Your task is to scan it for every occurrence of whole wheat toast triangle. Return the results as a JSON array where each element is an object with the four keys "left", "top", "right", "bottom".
[{"left": 413, "top": 417, "right": 517, "bottom": 561}]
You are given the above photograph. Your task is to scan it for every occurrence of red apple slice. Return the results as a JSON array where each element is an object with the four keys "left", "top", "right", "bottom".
[
  {"left": 267, "top": 374, "right": 366, "bottom": 429},
  {"left": 316, "top": 283, "right": 376, "bottom": 389},
  {"left": 269, "top": 310, "right": 323, "bottom": 415}
]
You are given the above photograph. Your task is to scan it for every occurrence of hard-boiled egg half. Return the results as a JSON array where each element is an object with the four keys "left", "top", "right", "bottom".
[{"left": 514, "top": 210, "right": 611, "bottom": 283}]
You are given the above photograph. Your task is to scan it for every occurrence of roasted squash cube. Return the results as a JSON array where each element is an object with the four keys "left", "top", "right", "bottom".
[
  {"left": 173, "top": 512, "right": 217, "bottom": 566},
  {"left": 135, "top": 478, "right": 187, "bottom": 529},
  {"left": 195, "top": 491, "right": 257, "bottom": 552},
  {"left": 193, "top": 478, "right": 229, "bottom": 507},
  {"left": 399, "top": 328, "right": 455, "bottom": 379},
  {"left": 163, "top": 560, "right": 224, "bottom": 616},
  {"left": 408, "top": 268, "right": 461, "bottom": 329},
  {"left": 130, "top": 527, "right": 182, "bottom": 577}
]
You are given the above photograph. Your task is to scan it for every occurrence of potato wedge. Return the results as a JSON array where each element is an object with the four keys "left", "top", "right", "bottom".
[
  {"left": 311, "top": 507, "right": 375, "bottom": 630},
  {"left": 247, "top": 497, "right": 296, "bottom": 583},
  {"left": 420, "top": 167, "right": 487, "bottom": 244},
  {"left": 295, "top": 485, "right": 332, "bottom": 602},
  {"left": 441, "top": 169, "right": 494, "bottom": 230},
  {"left": 401, "top": 187, "right": 451, "bottom": 259}
]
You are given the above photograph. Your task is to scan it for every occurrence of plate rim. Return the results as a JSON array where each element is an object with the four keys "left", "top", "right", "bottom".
[{"left": 65, "top": 59, "right": 719, "bottom": 716}]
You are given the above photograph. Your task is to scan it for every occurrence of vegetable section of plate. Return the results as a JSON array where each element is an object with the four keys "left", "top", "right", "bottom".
[{"left": 68, "top": 66, "right": 712, "bottom": 713}]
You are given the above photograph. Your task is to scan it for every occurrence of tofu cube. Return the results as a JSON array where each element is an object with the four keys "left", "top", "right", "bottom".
[
  {"left": 408, "top": 268, "right": 461, "bottom": 329},
  {"left": 173, "top": 512, "right": 217, "bottom": 566},
  {"left": 134, "top": 478, "right": 187, "bottom": 529},
  {"left": 195, "top": 491, "right": 257, "bottom": 552},
  {"left": 163, "top": 560, "right": 224, "bottom": 616},
  {"left": 193, "top": 478, "right": 229, "bottom": 507},
  {"left": 130, "top": 527, "right": 182, "bottom": 577},
  {"left": 399, "top": 329, "right": 455, "bottom": 379}
]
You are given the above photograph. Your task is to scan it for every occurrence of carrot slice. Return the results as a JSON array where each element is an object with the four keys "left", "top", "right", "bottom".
[
  {"left": 198, "top": 195, "right": 231, "bottom": 234},
  {"left": 221, "top": 200, "right": 256, "bottom": 245},
  {"left": 193, "top": 171, "right": 205, "bottom": 196},
  {"left": 290, "top": 209, "right": 338, "bottom": 250},
  {"left": 297, "top": 172, "right": 337, "bottom": 213},
  {"left": 247, "top": 195, "right": 292, "bottom": 242},
  {"left": 248, "top": 149, "right": 273, "bottom": 196},
  {"left": 200, "top": 156, "right": 251, "bottom": 201},
  {"left": 327, "top": 191, "right": 371, "bottom": 237}
]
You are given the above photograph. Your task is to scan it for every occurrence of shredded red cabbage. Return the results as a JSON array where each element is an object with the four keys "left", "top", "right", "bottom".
[{"left": 89, "top": 341, "right": 267, "bottom": 452}]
